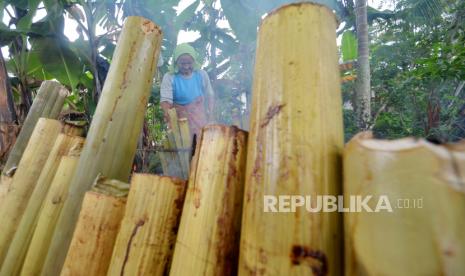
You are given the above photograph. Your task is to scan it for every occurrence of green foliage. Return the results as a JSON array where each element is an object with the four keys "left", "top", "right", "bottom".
[
  {"left": 341, "top": 30, "right": 358, "bottom": 62},
  {"left": 355, "top": 0, "right": 465, "bottom": 141}
]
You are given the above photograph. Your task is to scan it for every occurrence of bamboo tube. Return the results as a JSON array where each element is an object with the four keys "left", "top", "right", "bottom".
[
  {"left": 170, "top": 125, "right": 247, "bottom": 276},
  {"left": 344, "top": 132, "right": 465, "bottom": 275},
  {"left": 20, "top": 156, "right": 79, "bottom": 276},
  {"left": 167, "top": 109, "right": 189, "bottom": 179},
  {"left": 107, "top": 174, "right": 186, "bottom": 276},
  {"left": 158, "top": 137, "right": 184, "bottom": 179},
  {"left": 178, "top": 118, "right": 192, "bottom": 177},
  {"left": 3, "top": 81, "right": 68, "bottom": 174},
  {"left": 239, "top": 3, "right": 343, "bottom": 276},
  {"left": 41, "top": 17, "right": 163, "bottom": 275},
  {"left": 61, "top": 177, "right": 129, "bottom": 276},
  {"left": 0, "top": 118, "right": 66, "bottom": 265},
  {"left": 0, "top": 134, "right": 84, "bottom": 276}
]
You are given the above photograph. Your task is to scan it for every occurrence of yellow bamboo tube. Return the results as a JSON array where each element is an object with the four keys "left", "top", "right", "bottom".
[
  {"left": 0, "top": 134, "right": 84, "bottom": 276},
  {"left": 20, "top": 156, "right": 79, "bottom": 276},
  {"left": 61, "top": 178, "right": 129, "bottom": 276},
  {"left": 42, "top": 17, "right": 162, "bottom": 275},
  {"left": 0, "top": 118, "right": 66, "bottom": 265},
  {"left": 4, "top": 81, "right": 68, "bottom": 174},
  {"left": 170, "top": 125, "right": 248, "bottom": 276},
  {"left": 239, "top": 3, "right": 343, "bottom": 276},
  {"left": 344, "top": 132, "right": 465, "bottom": 275},
  {"left": 107, "top": 174, "right": 186, "bottom": 276}
]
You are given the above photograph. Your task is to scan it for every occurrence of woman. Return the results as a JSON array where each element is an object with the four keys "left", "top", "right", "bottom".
[{"left": 160, "top": 43, "right": 215, "bottom": 138}]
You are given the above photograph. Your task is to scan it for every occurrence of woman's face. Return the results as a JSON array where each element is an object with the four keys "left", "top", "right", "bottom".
[{"left": 176, "top": 54, "right": 194, "bottom": 76}]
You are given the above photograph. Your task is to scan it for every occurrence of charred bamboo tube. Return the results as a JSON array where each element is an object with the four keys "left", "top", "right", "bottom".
[
  {"left": 42, "top": 16, "right": 162, "bottom": 275},
  {"left": 344, "top": 132, "right": 465, "bottom": 275},
  {"left": 107, "top": 174, "right": 186, "bottom": 276},
  {"left": 61, "top": 177, "right": 129, "bottom": 276},
  {"left": 3, "top": 81, "right": 68, "bottom": 174},
  {"left": 239, "top": 3, "right": 344, "bottom": 276},
  {"left": 0, "top": 134, "right": 84, "bottom": 276},
  {"left": 20, "top": 156, "right": 79, "bottom": 276},
  {"left": 170, "top": 125, "right": 247, "bottom": 276},
  {"left": 0, "top": 118, "right": 67, "bottom": 265}
]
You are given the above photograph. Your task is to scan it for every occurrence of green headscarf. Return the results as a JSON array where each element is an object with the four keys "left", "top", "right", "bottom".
[{"left": 169, "top": 43, "right": 201, "bottom": 74}]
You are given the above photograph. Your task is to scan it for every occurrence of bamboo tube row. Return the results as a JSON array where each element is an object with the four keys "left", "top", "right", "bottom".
[
  {"left": 344, "top": 133, "right": 465, "bottom": 276},
  {"left": 0, "top": 134, "right": 85, "bottom": 276},
  {"left": 61, "top": 178, "right": 129, "bottom": 276},
  {"left": 21, "top": 155, "right": 80, "bottom": 276},
  {"left": 0, "top": 118, "right": 80, "bottom": 265},
  {"left": 107, "top": 174, "right": 187, "bottom": 276},
  {"left": 42, "top": 16, "right": 163, "bottom": 276},
  {"left": 170, "top": 125, "right": 248, "bottom": 276},
  {"left": 3, "top": 81, "right": 68, "bottom": 175}
]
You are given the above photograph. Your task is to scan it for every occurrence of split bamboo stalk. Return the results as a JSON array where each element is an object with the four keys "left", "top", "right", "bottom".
[
  {"left": 0, "top": 134, "right": 84, "bottom": 276},
  {"left": 158, "top": 136, "right": 184, "bottom": 178},
  {"left": 167, "top": 109, "right": 190, "bottom": 178},
  {"left": 20, "top": 156, "right": 79, "bottom": 276},
  {"left": 344, "top": 132, "right": 465, "bottom": 275},
  {"left": 0, "top": 118, "right": 70, "bottom": 265},
  {"left": 178, "top": 118, "right": 192, "bottom": 176},
  {"left": 170, "top": 125, "right": 247, "bottom": 276},
  {"left": 42, "top": 16, "right": 162, "bottom": 275},
  {"left": 3, "top": 81, "right": 68, "bottom": 174},
  {"left": 107, "top": 174, "right": 186, "bottom": 276},
  {"left": 239, "top": 3, "right": 344, "bottom": 276},
  {"left": 61, "top": 177, "right": 129, "bottom": 276}
]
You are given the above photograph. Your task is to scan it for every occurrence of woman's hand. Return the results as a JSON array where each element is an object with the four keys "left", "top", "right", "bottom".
[{"left": 160, "top": 101, "right": 173, "bottom": 125}]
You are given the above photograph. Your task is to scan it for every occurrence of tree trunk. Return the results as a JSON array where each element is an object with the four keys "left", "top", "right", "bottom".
[
  {"left": 355, "top": 0, "right": 371, "bottom": 129},
  {"left": 0, "top": 50, "right": 19, "bottom": 166}
]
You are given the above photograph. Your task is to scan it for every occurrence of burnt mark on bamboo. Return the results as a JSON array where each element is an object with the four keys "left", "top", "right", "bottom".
[
  {"left": 120, "top": 219, "right": 146, "bottom": 276},
  {"left": 260, "top": 103, "right": 285, "bottom": 128},
  {"left": 290, "top": 245, "right": 328, "bottom": 276}
]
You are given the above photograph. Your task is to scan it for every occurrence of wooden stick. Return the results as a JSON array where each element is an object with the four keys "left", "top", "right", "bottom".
[
  {"left": 344, "top": 132, "right": 465, "bottom": 275},
  {"left": 42, "top": 17, "right": 163, "bottom": 275},
  {"left": 3, "top": 81, "right": 68, "bottom": 174},
  {"left": 239, "top": 3, "right": 344, "bottom": 275},
  {"left": 107, "top": 174, "right": 186, "bottom": 276},
  {"left": 61, "top": 178, "right": 129, "bottom": 276},
  {"left": 170, "top": 125, "right": 247, "bottom": 276}
]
